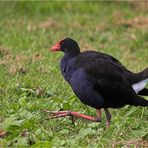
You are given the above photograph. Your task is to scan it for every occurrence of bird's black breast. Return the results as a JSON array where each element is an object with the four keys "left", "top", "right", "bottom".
[{"left": 60, "top": 54, "right": 77, "bottom": 82}]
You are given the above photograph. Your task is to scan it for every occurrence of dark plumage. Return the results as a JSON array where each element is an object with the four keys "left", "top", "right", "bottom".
[{"left": 49, "top": 37, "right": 148, "bottom": 127}]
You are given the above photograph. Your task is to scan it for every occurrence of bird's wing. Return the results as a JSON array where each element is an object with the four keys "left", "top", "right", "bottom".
[
  {"left": 82, "top": 58, "right": 138, "bottom": 106},
  {"left": 69, "top": 68, "right": 104, "bottom": 109}
]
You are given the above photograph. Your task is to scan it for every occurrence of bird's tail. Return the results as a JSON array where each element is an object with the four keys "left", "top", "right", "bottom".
[
  {"left": 128, "top": 96, "right": 148, "bottom": 107},
  {"left": 138, "top": 88, "right": 148, "bottom": 96},
  {"left": 132, "top": 68, "right": 148, "bottom": 95},
  {"left": 141, "top": 67, "right": 148, "bottom": 79}
]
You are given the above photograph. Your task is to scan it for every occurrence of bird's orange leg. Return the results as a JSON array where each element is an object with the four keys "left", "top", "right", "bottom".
[
  {"left": 42, "top": 109, "right": 102, "bottom": 122},
  {"left": 104, "top": 108, "right": 112, "bottom": 128}
]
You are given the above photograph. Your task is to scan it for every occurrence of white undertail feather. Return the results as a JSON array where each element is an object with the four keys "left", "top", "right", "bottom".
[{"left": 132, "top": 79, "right": 148, "bottom": 94}]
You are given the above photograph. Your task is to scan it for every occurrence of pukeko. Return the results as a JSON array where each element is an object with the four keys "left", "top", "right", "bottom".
[{"left": 46, "top": 38, "right": 148, "bottom": 128}]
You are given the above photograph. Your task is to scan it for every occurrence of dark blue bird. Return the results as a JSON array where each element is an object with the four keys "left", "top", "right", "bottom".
[{"left": 47, "top": 38, "right": 148, "bottom": 128}]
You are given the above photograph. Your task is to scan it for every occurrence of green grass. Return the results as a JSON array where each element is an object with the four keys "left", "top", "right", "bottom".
[{"left": 0, "top": 1, "right": 148, "bottom": 147}]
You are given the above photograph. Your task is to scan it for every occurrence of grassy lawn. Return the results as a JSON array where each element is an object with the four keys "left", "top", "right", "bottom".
[{"left": 0, "top": 1, "right": 148, "bottom": 147}]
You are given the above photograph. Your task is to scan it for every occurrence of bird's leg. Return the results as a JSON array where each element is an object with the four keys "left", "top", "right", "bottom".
[
  {"left": 42, "top": 110, "right": 101, "bottom": 122},
  {"left": 96, "top": 109, "right": 102, "bottom": 120},
  {"left": 104, "top": 108, "right": 112, "bottom": 128}
]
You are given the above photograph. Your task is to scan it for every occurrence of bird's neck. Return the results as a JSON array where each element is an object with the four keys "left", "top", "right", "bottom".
[
  {"left": 64, "top": 51, "right": 80, "bottom": 56},
  {"left": 63, "top": 46, "right": 81, "bottom": 56},
  {"left": 63, "top": 51, "right": 80, "bottom": 60},
  {"left": 61, "top": 53, "right": 77, "bottom": 68}
]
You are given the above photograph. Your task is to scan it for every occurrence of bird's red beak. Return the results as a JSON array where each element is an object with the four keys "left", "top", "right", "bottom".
[
  {"left": 51, "top": 42, "right": 60, "bottom": 52},
  {"left": 50, "top": 39, "right": 64, "bottom": 52}
]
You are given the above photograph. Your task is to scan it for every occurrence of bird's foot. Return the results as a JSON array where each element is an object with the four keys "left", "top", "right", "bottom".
[{"left": 42, "top": 110, "right": 101, "bottom": 123}]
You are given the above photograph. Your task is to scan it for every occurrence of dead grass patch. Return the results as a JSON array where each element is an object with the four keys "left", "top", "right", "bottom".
[
  {"left": 0, "top": 46, "right": 11, "bottom": 57},
  {"left": 37, "top": 66, "right": 49, "bottom": 74},
  {"left": 0, "top": 50, "right": 45, "bottom": 75},
  {"left": 117, "top": 16, "right": 148, "bottom": 29},
  {"left": 27, "top": 18, "right": 58, "bottom": 31},
  {"left": 69, "top": 21, "right": 83, "bottom": 29},
  {"left": 31, "top": 53, "right": 44, "bottom": 62},
  {"left": 130, "top": 1, "right": 148, "bottom": 11},
  {"left": 95, "top": 22, "right": 110, "bottom": 31},
  {"left": 0, "top": 55, "right": 13, "bottom": 65},
  {"left": 35, "top": 87, "right": 45, "bottom": 97},
  {"left": 15, "top": 55, "right": 28, "bottom": 62},
  {"left": 0, "top": 46, "right": 12, "bottom": 65},
  {"left": 111, "top": 139, "right": 148, "bottom": 147},
  {"left": 8, "top": 64, "right": 27, "bottom": 75}
]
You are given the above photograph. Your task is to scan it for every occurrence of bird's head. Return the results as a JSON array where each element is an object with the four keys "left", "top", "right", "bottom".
[{"left": 51, "top": 38, "right": 80, "bottom": 54}]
